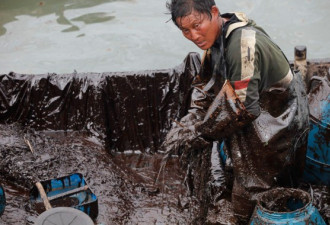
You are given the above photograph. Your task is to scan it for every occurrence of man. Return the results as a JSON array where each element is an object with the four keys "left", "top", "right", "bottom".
[{"left": 163, "top": 0, "right": 309, "bottom": 223}]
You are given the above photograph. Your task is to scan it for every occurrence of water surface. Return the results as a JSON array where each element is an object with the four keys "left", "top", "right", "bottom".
[{"left": 0, "top": 0, "right": 329, "bottom": 74}]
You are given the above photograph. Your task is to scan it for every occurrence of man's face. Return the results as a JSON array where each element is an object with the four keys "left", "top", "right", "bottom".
[{"left": 176, "top": 6, "right": 220, "bottom": 50}]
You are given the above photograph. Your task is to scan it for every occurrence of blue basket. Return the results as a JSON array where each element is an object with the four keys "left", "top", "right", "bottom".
[
  {"left": 30, "top": 173, "right": 98, "bottom": 220},
  {"left": 249, "top": 188, "right": 326, "bottom": 225}
]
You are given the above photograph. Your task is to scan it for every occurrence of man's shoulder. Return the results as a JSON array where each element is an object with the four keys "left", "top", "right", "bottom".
[
  {"left": 226, "top": 26, "right": 272, "bottom": 53},
  {"left": 225, "top": 27, "right": 258, "bottom": 52}
]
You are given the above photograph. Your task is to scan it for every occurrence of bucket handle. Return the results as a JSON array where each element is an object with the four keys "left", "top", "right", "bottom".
[{"left": 35, "top": 182, "right": 52, "bottom": 210}]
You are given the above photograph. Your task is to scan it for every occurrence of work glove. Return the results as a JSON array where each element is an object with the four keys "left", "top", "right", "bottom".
[
  {"left": 161, "top": 113, "right": 210, "bottom": 157},
  {"left": 196, "top": 80, "right": 256, "bottom": 140}
]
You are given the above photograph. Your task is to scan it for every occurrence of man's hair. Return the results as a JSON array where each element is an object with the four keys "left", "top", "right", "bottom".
[{"left": 166, "top": 0, "right": 216, "bottom": 27}]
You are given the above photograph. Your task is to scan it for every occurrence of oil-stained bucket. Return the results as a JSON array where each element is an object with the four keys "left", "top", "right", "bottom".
[
  {"left": 0, "top": 184, "right": 5, "bottom": 216},
  {"left": 249, "top": 188, "right": 326, "bottom": 225},
  {"left": 303, "top": 76, "right": 330, "bottom": 185}
]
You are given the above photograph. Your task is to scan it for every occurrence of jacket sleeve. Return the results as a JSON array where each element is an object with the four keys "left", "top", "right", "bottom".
[
  {"left": 185, "top": 46, "right": 257, "bottom": 141},
  {"left": 225, "top": 28, "right": 261, "bottom": 117}
]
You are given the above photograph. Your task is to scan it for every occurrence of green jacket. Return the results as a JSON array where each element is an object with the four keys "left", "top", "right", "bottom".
[{"left": 212, "top": 12, "right": 293, "bottom": 116}]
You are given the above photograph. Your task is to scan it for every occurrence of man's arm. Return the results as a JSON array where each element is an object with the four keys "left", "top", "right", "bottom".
[
  {"left": 195, "top": 80, "right": 256, "bottom": 140},
  {"left": 194, "top": 28, "right": 263, "bottom": 140}
]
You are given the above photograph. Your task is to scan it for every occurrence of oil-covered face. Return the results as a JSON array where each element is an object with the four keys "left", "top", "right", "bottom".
[{"left": 176, "top": 6, "right": 221, "bottom": 50}]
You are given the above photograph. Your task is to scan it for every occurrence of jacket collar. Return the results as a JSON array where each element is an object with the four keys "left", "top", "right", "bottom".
[{"left": 221, "top": 12, "right": 249, "bottom": 38}]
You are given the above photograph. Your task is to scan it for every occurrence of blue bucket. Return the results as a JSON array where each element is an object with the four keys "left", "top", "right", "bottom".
[
  {"left": 303, "top": 77, "right": 330, "bottom": 185},
  {"left": 249, "top": 188, "right": 326, "bottom": 225},
  {"left": 0, "top": 184, "right": 5, "bottom": 216}
]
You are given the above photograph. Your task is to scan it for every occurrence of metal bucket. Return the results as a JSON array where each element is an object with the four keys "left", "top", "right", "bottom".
[
  {"left": 249, "top": 188, "right": 326, "bottom": 225},
  {"left": 0, "top": 184, "right": 5, "bottom": 216},
  {"left": 303, "top": 76, "right": 330, "bottom": 185}
]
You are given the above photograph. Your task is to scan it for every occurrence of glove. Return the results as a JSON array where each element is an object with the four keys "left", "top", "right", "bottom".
[
  {"left": 196, "top": 81, "right": 256, "bottom": 140},
  {"left": 161, "top": 113, "right": 210, "bottom": 158}
]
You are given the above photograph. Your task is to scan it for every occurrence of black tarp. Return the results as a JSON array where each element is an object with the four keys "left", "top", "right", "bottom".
[
  {"left": 0, "top": 53, "right": 201, "bottom": 153},
  {"left": 0, "top": 55, "right": 329, "bottom": 224}
]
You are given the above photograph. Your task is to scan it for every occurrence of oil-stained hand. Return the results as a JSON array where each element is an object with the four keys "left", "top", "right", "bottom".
[
  {"left": 161, "top": 115, "right": 210, "bottom": 157},
  {"left": 195, "top": 81, "right": 256, "bottom": 140}
]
